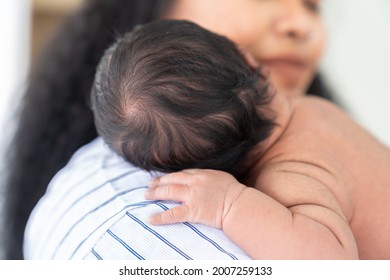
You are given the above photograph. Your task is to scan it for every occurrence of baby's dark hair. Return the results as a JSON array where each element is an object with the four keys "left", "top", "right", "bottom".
[{"left": 91, "top": 19, "right": 274, "bottom": 175}]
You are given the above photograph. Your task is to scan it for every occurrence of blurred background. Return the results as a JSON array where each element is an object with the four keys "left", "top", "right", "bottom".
[{"left": 0, "top": 0, "right": 389, "bottom": 259}]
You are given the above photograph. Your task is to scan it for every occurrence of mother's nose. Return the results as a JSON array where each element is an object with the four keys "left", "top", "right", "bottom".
[{"left": 273, "top": 1, "right": 314, "bottom": 41}]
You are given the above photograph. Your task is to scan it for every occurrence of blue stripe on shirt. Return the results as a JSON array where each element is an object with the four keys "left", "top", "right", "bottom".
[
  {"left": 50, "top": 187, "right": 151, "bottom": 259},
  {"left": 107, "top": 230, "right": 145, "bottom": 260},
  {"left": 37, "top": 169, "right": 141, "bottom": 255},
  {"left": 156, "top": 202, "right": 239, "bottom": 260},
  {"left": 91, "top": 248, "right": 103, "bottom": 260},
  {"left": 184, "top": 222, "right": 238, "bottom": 260},
  {"left": 126, "top": 212, "right": 192, "bottom": 260},
  {"left": 72, "top": 200, "right": 155, "bottom": 259}
]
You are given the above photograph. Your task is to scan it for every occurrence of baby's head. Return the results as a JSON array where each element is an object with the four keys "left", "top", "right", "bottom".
[{"left": 91, "top": 20, "right": 274, "bottom": 175}]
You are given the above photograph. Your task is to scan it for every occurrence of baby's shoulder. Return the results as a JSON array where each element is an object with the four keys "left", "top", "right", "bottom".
[
  {"left": 254, "top": 159, "right": 349, "bottom": 219},
  {"left": 286, "top": 96, "right": 358, "bottom": 143},
  {"left": 292, "top": 96, "right": 345, "bottom": 120}
]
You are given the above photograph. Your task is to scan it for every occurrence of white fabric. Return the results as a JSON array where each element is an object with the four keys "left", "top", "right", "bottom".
[{"left": 24, "top": 137, "right": 250, "bottom": 260}]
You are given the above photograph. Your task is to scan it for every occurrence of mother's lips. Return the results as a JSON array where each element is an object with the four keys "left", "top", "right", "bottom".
[{"left": 261, "top": 58, "right": 307, "bottom": 85}]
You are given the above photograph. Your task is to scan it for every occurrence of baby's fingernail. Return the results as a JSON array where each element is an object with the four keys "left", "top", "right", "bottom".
[
  {"left": 148, "top": 216, "right": 156, "bottom": 225},
  {"left": 144, "top": 189, "right": 152, "bottom": 199},
  {"left": 148, "top": 179, "right": 157, "bottom": 188},
  {"left": 148, "top": 215, "right": 160, "bottom": 225}
]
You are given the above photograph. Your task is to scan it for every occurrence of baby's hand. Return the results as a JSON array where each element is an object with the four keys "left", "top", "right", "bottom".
[{"left": 145, "top": 169, "right": 246, "bottom": 229}]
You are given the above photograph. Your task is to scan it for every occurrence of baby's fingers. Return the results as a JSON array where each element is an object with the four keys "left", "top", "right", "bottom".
[
  {"left": 149, "top": 205, "right": 189, "bottom": 225},
  {"left": 145, "top": 184, "right": 189, "bottom": 202},
  {"left": 149, "top": 170, "right": 196, "bottom": 188}
]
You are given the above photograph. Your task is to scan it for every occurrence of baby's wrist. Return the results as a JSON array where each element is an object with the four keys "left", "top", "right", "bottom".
[{"left": 221, "top": 183, "right": 248, "bottom": 230}]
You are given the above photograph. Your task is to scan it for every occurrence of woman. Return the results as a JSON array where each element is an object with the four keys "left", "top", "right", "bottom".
[{"left": 5, "top": 0, "right": 331, "bottom": 259}]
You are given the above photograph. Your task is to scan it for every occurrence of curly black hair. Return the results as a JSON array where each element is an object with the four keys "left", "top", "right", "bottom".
[{"left": 92, "top": 20, "right": 274, "bottom": 175}]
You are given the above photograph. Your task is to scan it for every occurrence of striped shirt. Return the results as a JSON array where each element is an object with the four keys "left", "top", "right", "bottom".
[{"left": 24, "top": 137, "right": 250, "bottom": 260}]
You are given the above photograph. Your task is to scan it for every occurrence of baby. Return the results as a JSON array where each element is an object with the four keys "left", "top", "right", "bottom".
[{"left": 91, "top": 20, "right": 390, "bottom": 259}]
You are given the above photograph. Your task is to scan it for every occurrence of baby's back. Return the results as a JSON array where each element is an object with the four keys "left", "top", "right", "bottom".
[{"left": 258, "top": 96, "right": 390, "bottom": 259}]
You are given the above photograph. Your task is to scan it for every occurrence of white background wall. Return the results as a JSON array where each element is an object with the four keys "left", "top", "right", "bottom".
[
  {"left": 0, "top": 0, "right": 389, "bottom": 259},
  {"left": 321, "top": 0, "right": 390, "bottom": 147},
  {"left": 0, "top": 0, "right": 31, "bottom": 259},
  {"left": 0, "top": 1, "right": 31, "bottom": 143}
]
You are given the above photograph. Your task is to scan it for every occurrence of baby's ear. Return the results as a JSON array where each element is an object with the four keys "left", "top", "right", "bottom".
[{"left": 240, "top": 49, "right": 259, "bottom": 70}]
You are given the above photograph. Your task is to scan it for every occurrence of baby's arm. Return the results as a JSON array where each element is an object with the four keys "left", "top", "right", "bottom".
[{"left": 145, "top": 167, "right": 359, "bottom": 259}]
